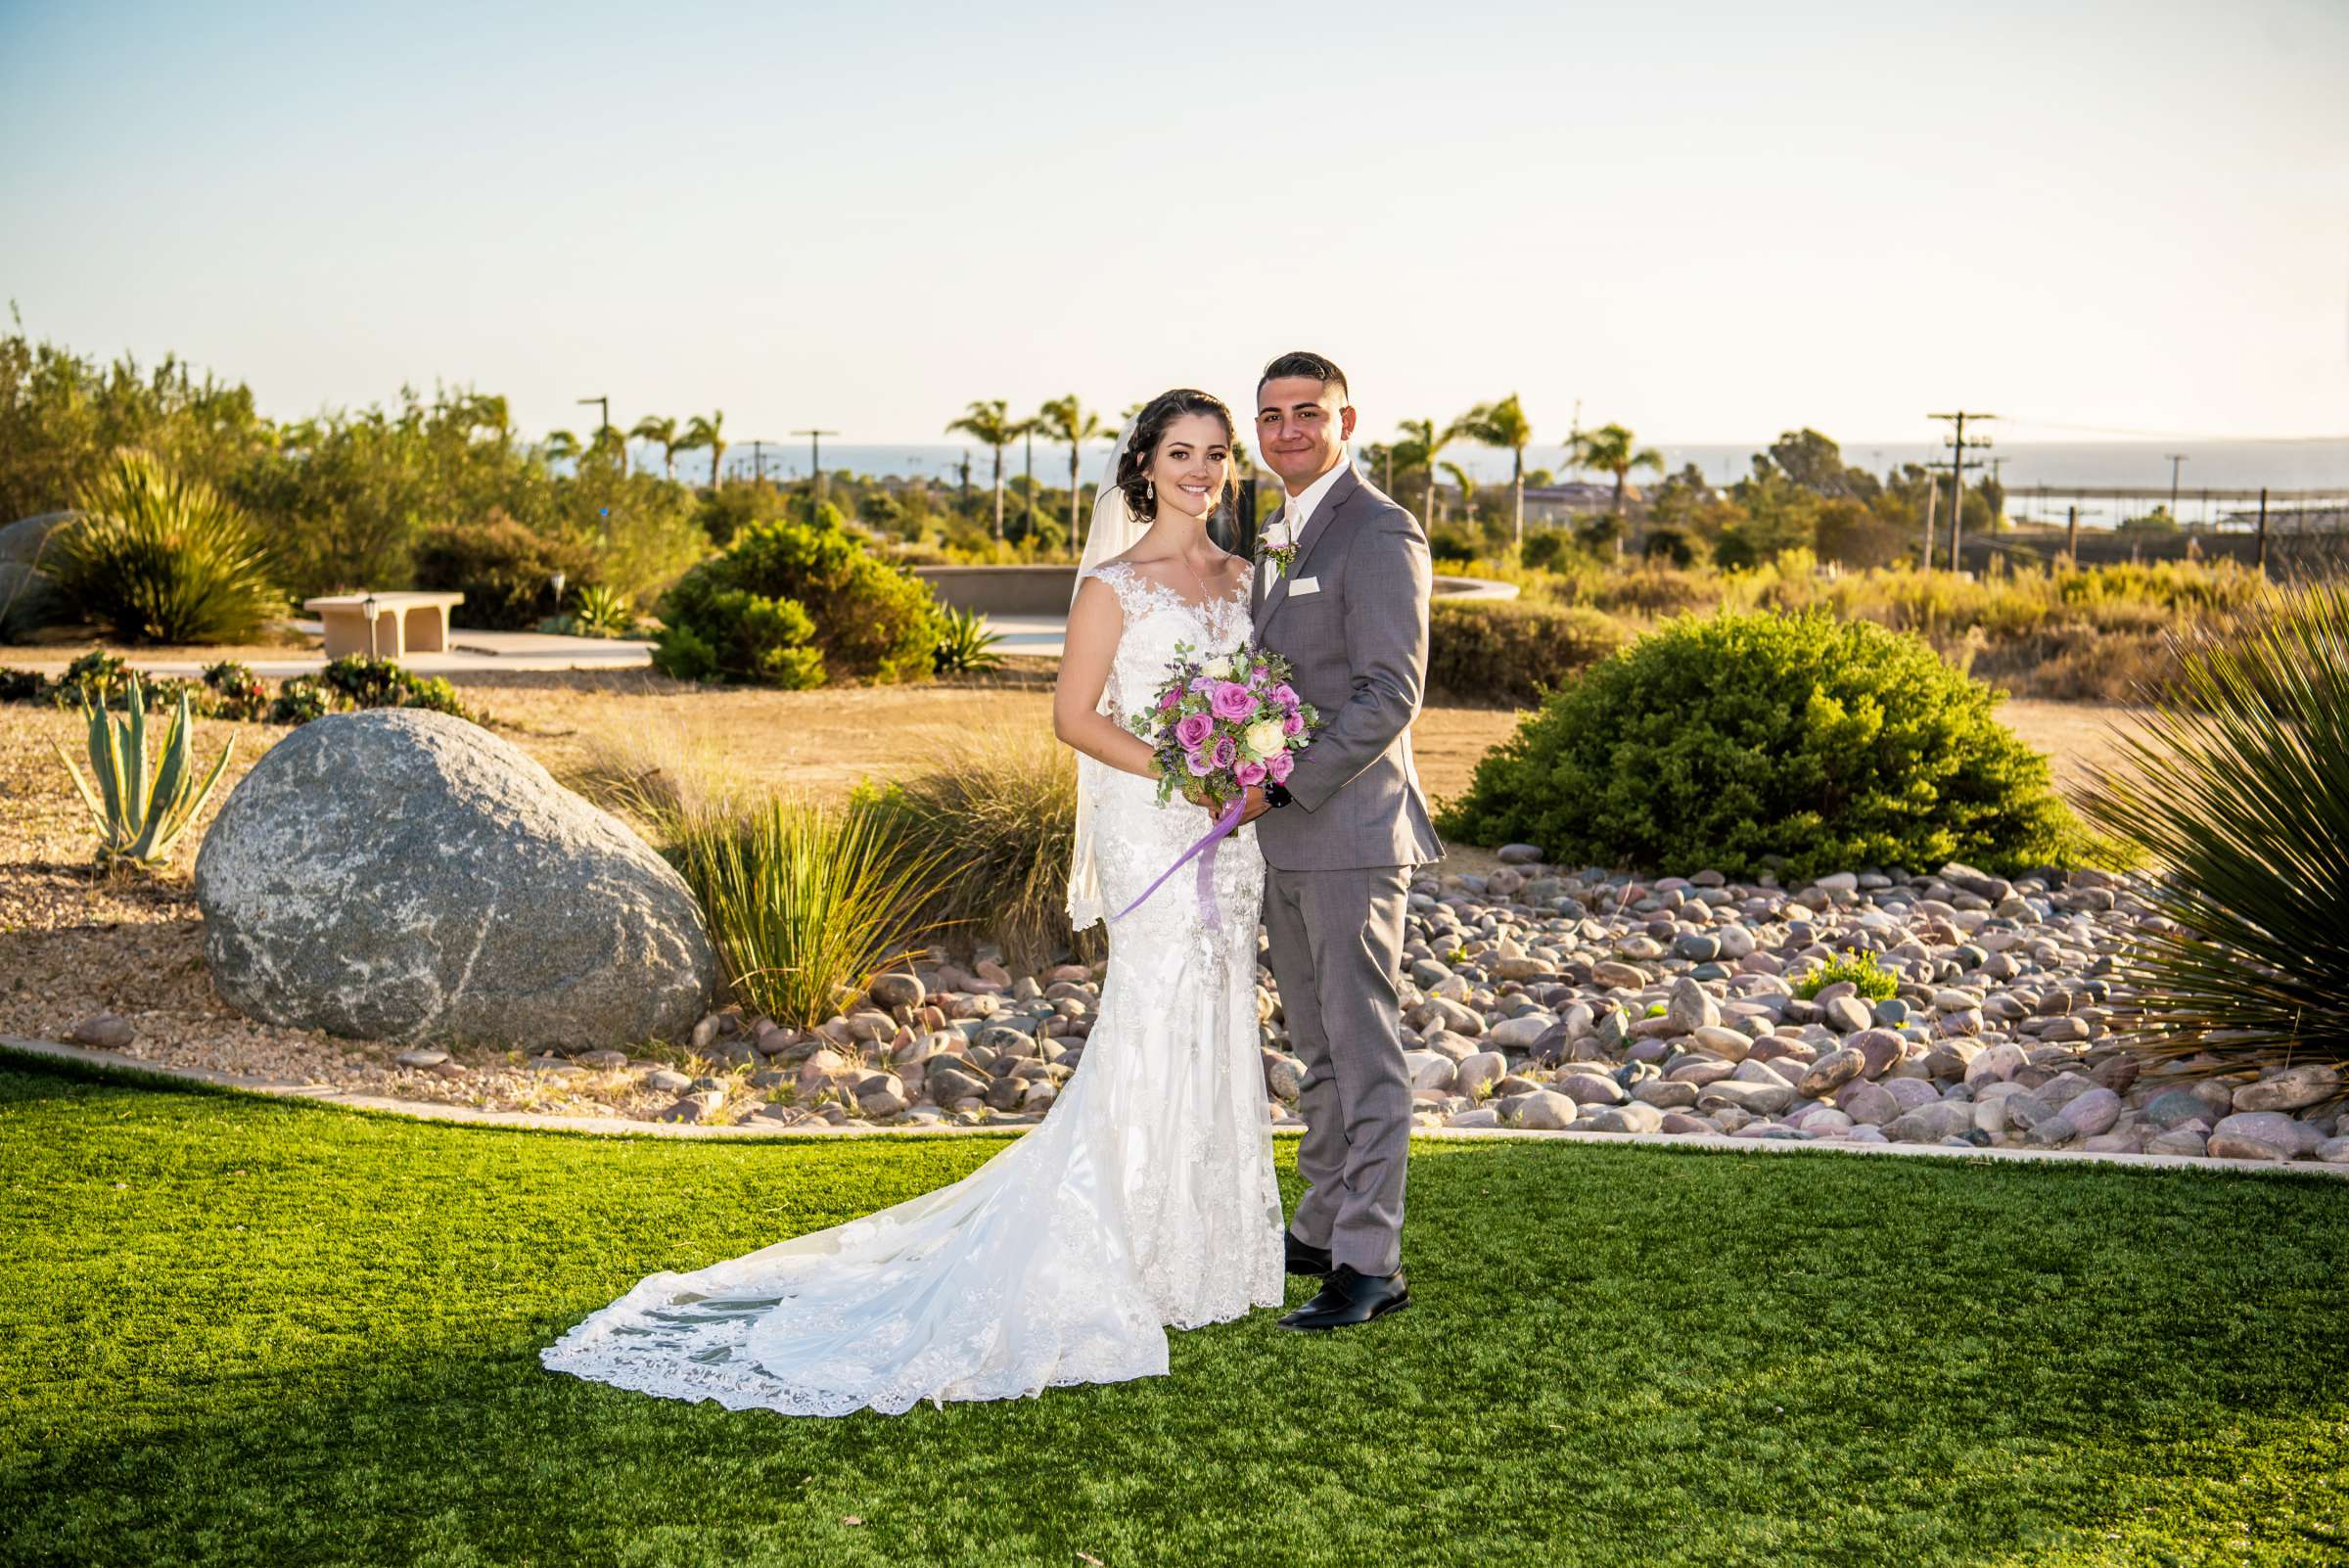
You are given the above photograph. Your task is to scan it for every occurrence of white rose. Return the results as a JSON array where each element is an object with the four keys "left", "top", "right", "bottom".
[
  {"left": 1242, "top": 718, "right": 1285, "bottom": 761},
  {"left": 1205, "top": 654, "right": 1236, "bottom": 678}
]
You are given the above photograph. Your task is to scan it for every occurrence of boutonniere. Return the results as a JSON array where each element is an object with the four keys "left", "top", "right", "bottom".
[{"left": 1256, "top": 536, "right": 1300, "bottom": 579}]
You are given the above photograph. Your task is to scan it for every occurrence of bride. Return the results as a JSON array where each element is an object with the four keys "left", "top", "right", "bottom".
[{"left": 539, "top": 388, "right": 1286, "bottom": 1415}]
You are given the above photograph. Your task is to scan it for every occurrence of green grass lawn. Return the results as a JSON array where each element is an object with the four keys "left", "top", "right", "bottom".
[{"left": 3, "top": 1058, "right": 2345, "bottom": 1568}]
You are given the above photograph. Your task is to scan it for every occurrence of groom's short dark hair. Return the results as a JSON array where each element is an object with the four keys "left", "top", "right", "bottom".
[{"left": 1258, "top": 350, "right": 1350, "bottom": 406}]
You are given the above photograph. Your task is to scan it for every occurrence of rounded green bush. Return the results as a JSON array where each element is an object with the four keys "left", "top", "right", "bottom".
[
  {"left": 1437, "top": 609, "right": 2079, "bottom": 881},
  {"left": 655, "top": 515, "right": 940, "bottom": 687}
]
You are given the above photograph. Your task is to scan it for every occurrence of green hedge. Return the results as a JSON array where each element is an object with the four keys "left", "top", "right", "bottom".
[
  {"left": 1427, "top": 600, "right": 1631, "bottom": 708},
  {"left": 413, "top": 512, "right": 601, "bottom": 631},
  {"left": 654, "top": 514, "right": 940, "bottom": 687},
  {"left": 1438, "top": 609, "right": 2079, "bottom": 881}
]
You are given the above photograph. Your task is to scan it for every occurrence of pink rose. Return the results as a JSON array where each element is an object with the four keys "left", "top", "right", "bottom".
[
  {"left": 1211, "top": 734, "right": 1237, "bottom": 769},
  {"left": 1209, "top": 681, "right": 1255, "bottom": 720},
  {"left": 1281, "top": 711, "right": 1306, "bottom": 737},
  {"left": 1234, "top": 759, "right": 1268, "bottom": 787},
  {"left": 1267, "top": 750, "right": 1294, "bottom": 783},
  {"left": 1269, "top": 682, "right": 1298, "bottom": 707},
  {"left": 1185, "top": 749, "right": 1217, "bottom": 777},
  {"left": 1158, "top": 688, "right": 1181, "bottom": 712},
  {"left": 1174, "top": 713, "right": 1214, "bottom": 751}
]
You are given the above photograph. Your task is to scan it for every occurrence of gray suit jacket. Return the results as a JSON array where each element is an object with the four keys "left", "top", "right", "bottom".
[{"left": 1250, "top": 466, "right": 1445, "bottom": 872}]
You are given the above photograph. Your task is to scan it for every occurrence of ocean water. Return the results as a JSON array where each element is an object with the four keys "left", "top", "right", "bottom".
[{"left": 720, "top": 437, "right": 2349, "bottom": 504}]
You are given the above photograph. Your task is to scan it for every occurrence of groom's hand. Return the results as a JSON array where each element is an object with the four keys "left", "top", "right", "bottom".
[{"left": 1238, "top": 783, "right": 1270, "bottom": 824}]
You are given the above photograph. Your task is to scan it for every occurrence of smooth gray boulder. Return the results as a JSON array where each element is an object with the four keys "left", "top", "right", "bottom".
[
  {"left": 0, "top": 512, "right": 75, "bottom": 638},
  {"left": 195, "top": 709, "right": 716, "bottom": 1049}
]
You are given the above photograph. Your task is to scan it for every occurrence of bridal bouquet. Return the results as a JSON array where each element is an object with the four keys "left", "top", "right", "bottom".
[
  {"left": 1132, "top": 641, "right": 1320, "bottom": 812},
  {"left": 1108, "top": 643, "right": 1319, "bottom": 927}
]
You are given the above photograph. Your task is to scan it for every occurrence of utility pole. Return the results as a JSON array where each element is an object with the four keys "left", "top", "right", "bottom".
[
  {"left": 2065, "top": 504, "right": 2079, "bottom": 561},
  {"left": 794, "top": 429, "right": 838, "bottom": 516},
  {"left": 749, "top": 439, "right": 767, "bottom": 485},
  {"left": 1567, "top": 397, "right": 1582, "bottom": 480},
  {"left": 1927, "top": 411, "right": 1996, "bottom": 572},
  {"left": 2256, "top": 486, "right": 2269, "bottom": 576},
  {"left": 577, "top": 394, "right": 610, "bottom": 466},
  {"left": 2163, "top": 453, "right": 2188, "bottom": 522}
]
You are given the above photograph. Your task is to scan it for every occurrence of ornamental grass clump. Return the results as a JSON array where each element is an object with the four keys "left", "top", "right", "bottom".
[
  {"left": 2073, "top": 582, "right": 2349, "bottom": 1089},
  {"left": 1438, "top": 609, "right": 2080, "bottom": 883},
  {"left": 855, "top": 734, "right": 1098, "bottom": 973},
  {"left": 50, "top": 671, "right": 235, "bottom": 871},
  {"left": 670, "top": 795, "right": 947, "bottom": 1031},
  {"left": 54, "top": 450, "right": 284, "bottom": 645}
]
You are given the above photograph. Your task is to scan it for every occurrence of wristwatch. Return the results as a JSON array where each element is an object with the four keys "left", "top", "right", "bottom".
[{"left": 1263, "top": 781, "right": 1294, "bottom": 809}]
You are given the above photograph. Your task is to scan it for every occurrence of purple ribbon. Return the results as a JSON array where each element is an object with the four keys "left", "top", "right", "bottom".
[{"left": 1112, "top": 797, "right": 1247, "bottom": 931}]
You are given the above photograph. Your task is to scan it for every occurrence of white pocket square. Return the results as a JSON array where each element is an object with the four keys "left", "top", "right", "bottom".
[{"left": 1289, "top": 576, "right": 1320, "bottom": 596}]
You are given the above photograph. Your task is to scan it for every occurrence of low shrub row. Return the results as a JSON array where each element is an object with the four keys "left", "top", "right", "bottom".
[{"left": 1, "top": 651, "right": 480, "bottom": 726}]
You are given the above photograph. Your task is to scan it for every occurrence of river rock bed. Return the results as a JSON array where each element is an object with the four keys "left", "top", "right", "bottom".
[{"left": 33, "top": 854, "right": 2346, "bottom": 1163}]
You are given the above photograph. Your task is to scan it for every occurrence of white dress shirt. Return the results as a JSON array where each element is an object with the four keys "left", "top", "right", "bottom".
[{"left": 1258, "top": 447, "right": 1352, "bottom": 595}]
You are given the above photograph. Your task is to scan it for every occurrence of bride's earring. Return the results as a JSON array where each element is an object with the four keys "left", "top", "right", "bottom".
[{"left": 1146, "top": 479, "right": 1155, "bottom": 502}]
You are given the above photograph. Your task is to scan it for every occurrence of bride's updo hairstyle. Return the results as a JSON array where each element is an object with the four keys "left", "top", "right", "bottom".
[{"left": 1115, "top": 389, "right": 1236, "bottom": 521}]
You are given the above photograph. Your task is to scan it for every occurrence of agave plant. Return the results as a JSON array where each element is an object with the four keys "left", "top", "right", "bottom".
[
  {"left": 51, "top": 672, "right": 237, "bottom": 870},
  {"left": 671, "top": 794, "right": 947, "bottom": 1030},
  {"left": 570, "top": 583, "right": 639, "bottom": 638},
  {"left": 2073, "top": 582, "right": 2349, "bottom": 1088},
  {"left": 932, "top": 604, "right": 1004, "bottom": 674}
]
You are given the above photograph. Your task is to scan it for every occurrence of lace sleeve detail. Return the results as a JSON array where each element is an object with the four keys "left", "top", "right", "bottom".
[{"left": 1080, "top": 561, "right": 1142, "bottom": 621}]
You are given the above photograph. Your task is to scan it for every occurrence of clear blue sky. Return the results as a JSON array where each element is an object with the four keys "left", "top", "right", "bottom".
[{"left": 3, "top": 0, "right": 2343, "bottom": 448}]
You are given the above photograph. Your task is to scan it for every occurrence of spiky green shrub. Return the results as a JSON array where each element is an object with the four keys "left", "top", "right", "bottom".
[
  {"left": 669, "top": 795, "right": 947, "bottom": 1030},
  {"left": 1428, "top": 600, "right": 1631, "bottom": 708},
  {"left": 932, "top": 604, "right": 1004, "bottom": 674},
  {"left": 1439, "top": 610, "right": 2079, "bottom": 882},
  {"left": 50, "top": 672, "right": 235, "bottom": 870},
  {"left": 656, "top": 514, "right": 941, "bottom": 688},
  {"left": 2074, "top": 583, "right": 2349, "bottom": 1085},
  {"left": 53, "top": 451, "right": 283, "bottom": 644},
  {"left": 1795, "top": 953, "right": 1900, "bottom": 1001},
  {"left": 855, "top": 736, "right": 1099, "bottom": 973}
]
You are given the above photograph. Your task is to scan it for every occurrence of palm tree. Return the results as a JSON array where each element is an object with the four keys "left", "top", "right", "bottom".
[
  {"left": 1447, "top": 395, "right": 1535, "bottom": 548},
  {"left": 1399, "top": 417, "right": 1445, "bottom": 526},
  {"left": 945, "top": 399, "right": 1017, "bottom": 539},
  {"left": 681, "top": 410, "right": 726, "bottom": 489},
  {"left": 1012, "top": 414, "right": 1040, "bottom": 538},
  {"left": 543, "top": 429, "right": 581, "bottom": 467},
  {"left": 585, "top": 424, "right": 627, "bottom": 472},
  {"left": 1570, "top": 422, "right": 1667, "bottom": 557},
  {"left": 630, "top": 414, "right": 683, "bottom": 481},
  {"left": 1039, "top": 394, "right": 1108, "bottom": 553},
  {"left": 1441, "top": 460, "right": 1480, "bottom": 523},
  {"left": 461, "top": 393, "right": 513, "bottom": 451}
]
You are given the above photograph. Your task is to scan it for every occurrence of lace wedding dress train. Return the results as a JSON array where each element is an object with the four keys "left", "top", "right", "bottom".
[{"left": 540, "top": 563, "right": 1283, "bottom": 1415}]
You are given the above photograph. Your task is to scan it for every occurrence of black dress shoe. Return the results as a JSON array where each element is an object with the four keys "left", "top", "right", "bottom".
[
  {"left": 1284, "top": 1230, "right": 1333, "bottom": 1277},
  {"left": 1277, "top": 1265, "right": 1409, "bottom": 1330}
]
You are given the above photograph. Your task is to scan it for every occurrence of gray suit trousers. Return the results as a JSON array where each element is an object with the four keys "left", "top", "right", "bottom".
[{"left": 1262, "top": 861, "right": 1412, "bottom": 1276}]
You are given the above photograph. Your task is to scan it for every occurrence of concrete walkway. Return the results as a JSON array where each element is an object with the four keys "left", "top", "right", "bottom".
[
  {"left": 15, "top": 623, "right": 656, "bottom": 678},
  {"left": 9, "top": 1034, "right": 2339, "bottom": 1179}
]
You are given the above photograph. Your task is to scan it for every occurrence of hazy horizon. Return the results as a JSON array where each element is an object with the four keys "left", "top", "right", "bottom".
[{"left": 5, "top": 0, "right": 2344, "bottom": 449}]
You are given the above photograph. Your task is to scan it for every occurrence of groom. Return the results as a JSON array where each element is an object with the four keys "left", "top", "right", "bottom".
[{"left": 1238, "top": 350, "right": 1443, "bottom": 1331}]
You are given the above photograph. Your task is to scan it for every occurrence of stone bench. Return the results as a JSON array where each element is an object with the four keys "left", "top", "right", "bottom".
[{"left": 302, "top": 592, "right": 464, "bottom": 661}]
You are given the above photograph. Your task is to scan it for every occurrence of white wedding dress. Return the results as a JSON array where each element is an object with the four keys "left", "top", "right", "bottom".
[{"left": 540, "top": 562, "right": 1283, "bottom": 1415}]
